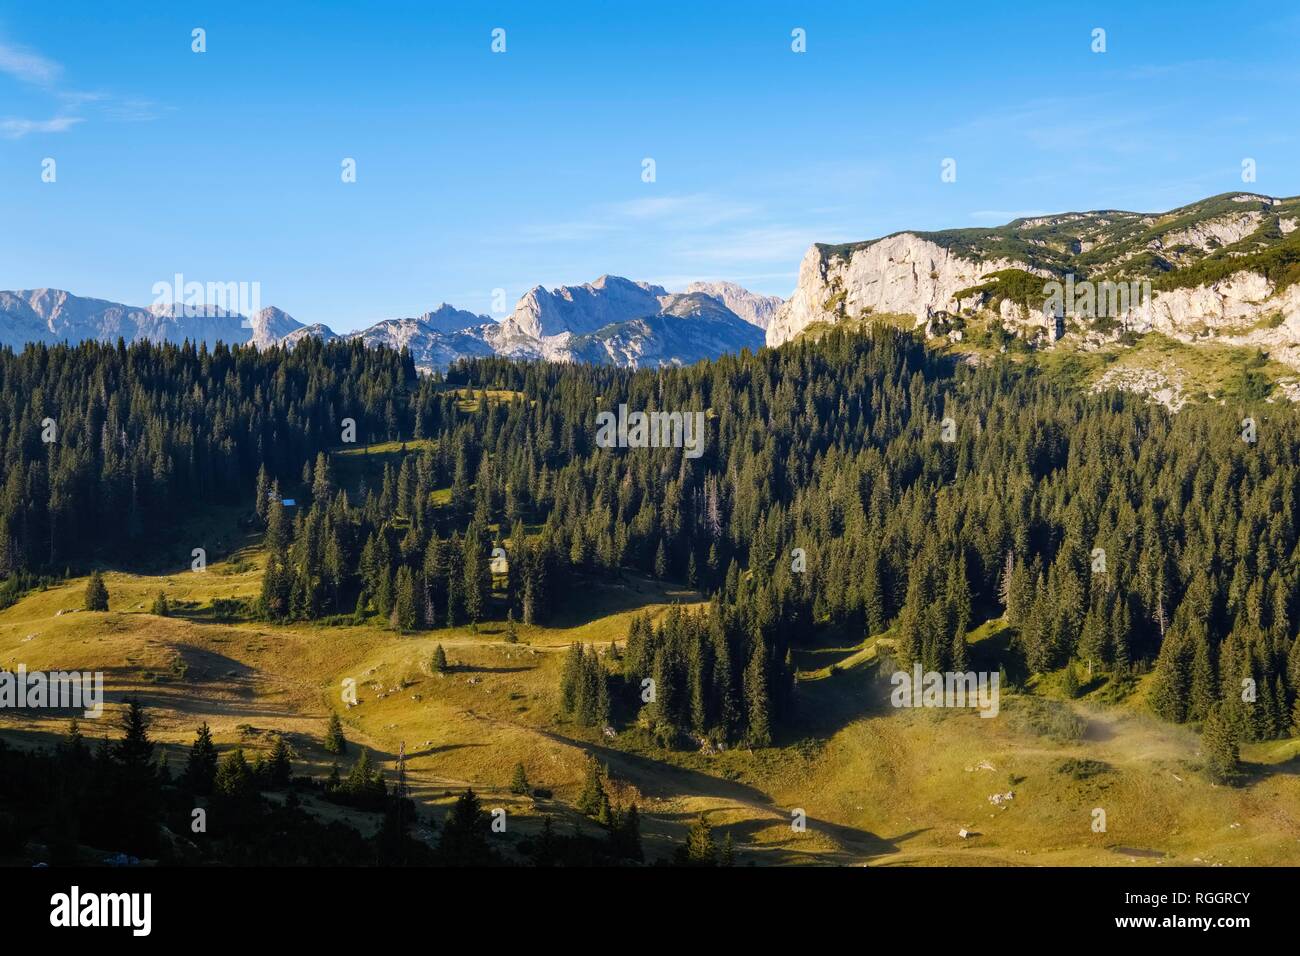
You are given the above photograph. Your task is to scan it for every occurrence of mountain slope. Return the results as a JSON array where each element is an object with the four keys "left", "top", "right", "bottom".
[
  {"left": 0, "top": 276, "right": 772, "bottom": 373},
  {"left": 770, "top": 192, "right": 1300, "bottom": 348},
  {"left": 684, "top": 280, "right": 783, "bottom": 330},
  {"left": 559, "top": 292, "right": 764, "bottom": 368},
  {"left": 506, "top": 275, "right": 667, "bottom": 339},
  {"left": 0, "top": 289, "right": 276, "bottom": 350}
]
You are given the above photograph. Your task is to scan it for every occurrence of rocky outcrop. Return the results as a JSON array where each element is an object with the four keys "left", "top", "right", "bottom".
[
  {"left": 767, "top": 234, "right": 1045, "bottom": 346},
  {"left": 507, "top": 275, "right": 666, "bottom": 339},
  {"left": 247, "top": 306, "right": 304, "bottom": 348},
  {"left": 767, "top": 192, "right": 1300, "bottom": 352}
]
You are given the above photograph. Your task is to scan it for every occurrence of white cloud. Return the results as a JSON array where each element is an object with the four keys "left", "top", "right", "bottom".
[
  {"left": 672, "top": 225, "right": 818, "bottom": 265},
  {"left": 0, "top": 34, "right": 163, "bottom": 136},
  {"left": 0, "top": 39, "right": 61, "bottom": 85},
  {"left": 1, "top": 115, "right": 82, "bottom": 138}
]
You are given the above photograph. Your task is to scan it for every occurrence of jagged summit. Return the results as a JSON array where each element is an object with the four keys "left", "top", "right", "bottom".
[{"left": 0, "top": 275, "right": 778, "bottom": 373}]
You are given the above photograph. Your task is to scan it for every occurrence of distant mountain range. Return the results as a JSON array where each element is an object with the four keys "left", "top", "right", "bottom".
[
  {"left": 12, "top": 191, "right": 1298, "bottom": 394},
  {"left": 0, "top": 277, "right": 777, "bottom": 372}
]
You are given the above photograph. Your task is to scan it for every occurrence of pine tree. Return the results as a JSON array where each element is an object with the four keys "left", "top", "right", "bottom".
[
  {"left": 560, "top": 642, "right": 584, "bottom": 715},
  {"left": 997, "top": 550, "right": 1015, "bottom": 608},
  {"left": 683, "top": 814, "right": 717, "bottom": 866},
  {"left": 264, "top": 735, "right": 290, "bottom": 787},
  {"left": 619, "top": 803, "right": 644, "bottom": 862},
  {"left": 505, "top": 609, "right": 519, "bottom": 644},
  {"left": 254, "top": 465, "right": 271, "bottom": 525},
  {"left": 84, "top": 570, "right": 109, "bottom": 611},
  {"left": 576, "top": 757, "right": 607, "bottom": 819},
  {"left": 432, "top": 644, "right": 448, "bottom": 673},
  {"left": 150, "top": 590, "right": 170, "bottom": 616},
  {"left": 744, "top": 634, "right": 772, "bottom": 747},
  {"left": 720, "top": 831, "right": 736, "bottom": 866},
  {"left": 391, "top": 565, "right": 417, "bottom": 632},
  {"left": 439, "top": 788, "right": 492, "bottom": 865},
  {"left": 114, "top": 697, "right": 154, "bottom": 771},
  {"left": 183, "top": 721, "right": 219, "bottom": 795},
  {"left": 213, "top": 748, "right": 255, "bottom": 802},
  {"left": 1060, "top": 662, "right": 1079, "bottom": 699},
  {"left": 654, "top": 539, "right": 668, "bottom": 579},
  {"left": 1189, "top": 627, "right": 1217, "bottom": 722},
  {"left": 1202, "top": 702, "right": 1240, "bottom": 782},
  {"left": 510, "top": 761, "right": 530, "bottom": 795},
  {"left": 375, "top": 565, "right": 394, "bottom": 619},
  {"left": 324, "top": 711, "right": 347, "bottom": 755},
  {"left": 462, "top": 525, "right": 490, "bottom": 624},
  {"left": 863, "top": 547, "right": 886, "bottom": 635}
]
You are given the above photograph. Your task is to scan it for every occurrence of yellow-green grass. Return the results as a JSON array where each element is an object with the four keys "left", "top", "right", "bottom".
[
  {"left": 442, "top": 387, "right": 527, "bottom": 412},
  {"left": 4, "top": 554, "right": 1300, "bottom": 866}
]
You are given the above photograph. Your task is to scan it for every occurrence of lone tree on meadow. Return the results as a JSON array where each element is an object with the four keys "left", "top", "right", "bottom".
[
  {"left": 84, "top": 570, "right": 109, "bottom": 611},
  {"left": 1202, "top": 702, "right": 1240, "bottom": 782},
  {"left": 682, "top": 814, "right": 718, "bottom": 866},
  {"left": 576, "top": 756, "right": 611, "bottom": 824},
  {"left": 324, "top": 711, "right": 348, "bottom": 755},
  {"left": 509, "top": 761, "right": 530, "bottom": 795},
  {"left": 432, "top": 644, "right": 448, "bottom": 673}
]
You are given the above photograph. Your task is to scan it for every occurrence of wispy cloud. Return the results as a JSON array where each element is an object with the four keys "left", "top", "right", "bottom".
[
  {"left": 0, "top": 39, "right": 61, "bottom": 86},
  {"left": 672, "top": 225, "right": 821, "bottom": 266},
  {"left": 0, "top": 33, "right": 164, "bottom": 137},
  {"left": 1, "top": 115, "right": 82, "bottom": 138},
  {"left": 607, "top": 193, "right": 755, "bottom": 227},
  {"left": 510, "top": 191, "right": 843, "bottom": 290}
]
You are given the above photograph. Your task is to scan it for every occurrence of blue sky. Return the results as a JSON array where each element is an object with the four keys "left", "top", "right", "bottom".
[{"left": 1, "top": 1, "right": 1297, "bottom": 331}]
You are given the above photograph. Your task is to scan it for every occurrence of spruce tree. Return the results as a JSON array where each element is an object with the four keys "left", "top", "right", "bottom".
[
  {"left": 510, "top": 761, "right": 530, "bottom": 795},
  {"left": 183, "top": 722, "right": 219, "bottom": 795},
  {"left": 392, "top": 565, "right": 417, "bottom": 632},
  {"left": 720, "top": 831, "right": 736, "bottom": 866},
  {"left": 744, "top": 635, "right": 772, "bottom": 747},
  {"left": 1060, "top": 662, "right": 1079, "bottom": 699},
  {"left": 268, "top": 735, "right": 293, "bottom": 787},
  {"left": 324, "top": 711, "right": 347, "bottom": 754},
  {"left": 439, "top": 788, "right": 492, "bottom": 865},
  {"left": 683, "top": 814, "right": 717, "bottom": 866},
  {"left": 576, "top": 757, "right": 608, "bottom": 819},
  {"left": 1202, "top": 702, "right": 1240, "bottom": 782},
  {"left": 84, "top": 570, "right": 109, "bottom": 611}
]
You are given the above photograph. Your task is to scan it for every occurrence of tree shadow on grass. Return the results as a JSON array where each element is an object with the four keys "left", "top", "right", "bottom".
[
  {"left": 542, "top": 573, "right": 703, "bottom": 631},
  {"left": 663, "top": 808, "right": 904, "bottom": 864}
]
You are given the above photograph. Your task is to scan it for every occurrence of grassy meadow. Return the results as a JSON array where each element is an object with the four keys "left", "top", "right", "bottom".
[{"left": 4, "top": 514, "right": 1300, "bottom": 867}]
